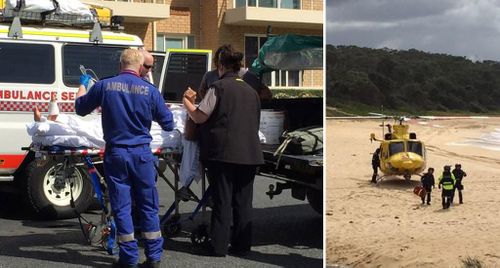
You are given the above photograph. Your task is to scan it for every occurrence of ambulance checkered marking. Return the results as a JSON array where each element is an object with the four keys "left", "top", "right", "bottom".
[
  {"left": 0, "top": 101, "right": 75, "bottom": 112},
  {"left": 36, "top": 147, "right": 175, "bottom": 157}
]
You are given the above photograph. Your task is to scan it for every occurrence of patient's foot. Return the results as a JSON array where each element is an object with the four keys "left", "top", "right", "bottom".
[
  {"left": 47, "top": 114, "right": 58, "bottom": 121},
  {"left": 33, "top": 106, "right": 41, "bottom": 122}
]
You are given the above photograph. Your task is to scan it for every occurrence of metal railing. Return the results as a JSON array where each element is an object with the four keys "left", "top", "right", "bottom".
[{"left": 235, "top": 0, "right": 301, "bottom": 9}]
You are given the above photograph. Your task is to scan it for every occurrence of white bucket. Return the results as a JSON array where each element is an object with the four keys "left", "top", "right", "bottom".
[{"left": 260, "top": 110, "right": 285, "bottom": 144}]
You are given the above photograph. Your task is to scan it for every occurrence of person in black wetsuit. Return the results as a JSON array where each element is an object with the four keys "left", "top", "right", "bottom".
[
  {"left": 452, "top": 164, "right": 467, "bottom": 204},
  {"left": 371, "top": 148, "right": 381, "bottom": 183},
  {"left": 420, "top": 167, "right": 435, "bottom": 205}
]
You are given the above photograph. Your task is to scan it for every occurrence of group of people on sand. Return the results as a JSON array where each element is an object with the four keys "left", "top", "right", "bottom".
[
  {"left": 370, "top": 149, "right": 468, "bottom": 209},
  {"left": 420, "top": 164, "right": 467, "bottom": 209}
]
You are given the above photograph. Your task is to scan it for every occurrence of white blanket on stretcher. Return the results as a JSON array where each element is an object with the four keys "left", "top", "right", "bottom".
[
  {"left": 26, "top": 105, "right": 202, "bottom": 186},
  {"left": 26, "top": 106, "right": 187, "bottom": 150}
]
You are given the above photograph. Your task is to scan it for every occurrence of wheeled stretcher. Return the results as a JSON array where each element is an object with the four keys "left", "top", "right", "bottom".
[{"left": 25, "top": 143, "right": 212, "bottom": 254}]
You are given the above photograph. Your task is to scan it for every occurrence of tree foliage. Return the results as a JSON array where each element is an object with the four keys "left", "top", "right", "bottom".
[{"left": 326, "top": 45, "right": 500, "bottom": 114}]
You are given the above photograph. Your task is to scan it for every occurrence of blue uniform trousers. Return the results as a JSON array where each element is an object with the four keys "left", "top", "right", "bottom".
[{"left": 104, "top": 144, "right": 163, "bottom": 265}]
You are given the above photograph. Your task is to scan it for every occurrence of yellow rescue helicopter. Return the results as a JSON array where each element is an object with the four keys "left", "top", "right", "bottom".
[{"left": 370, "top": 115, "right": 426, "bottom": 182}]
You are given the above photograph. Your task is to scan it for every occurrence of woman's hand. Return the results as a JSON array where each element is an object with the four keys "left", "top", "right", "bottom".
[{"left": 183, "top": 87, "right": 197, "bottom": 104}]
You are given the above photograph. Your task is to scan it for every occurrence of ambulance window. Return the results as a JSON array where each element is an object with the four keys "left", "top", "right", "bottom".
[
  {"left": 63, "top": 45, "right": 124, "bottom": 87},
  {"left": 162, "top": 53, "right": 208, "bottom": 101},
  {"left": 0, "top": 43, "right": 55, "bottom": 84},
  {"left": 407, "top": 141, "right": 423, "bottom": 156},
  {"left": 151, "top": 54, "right": 165, "bottom": 88},
  {"left": 388, "top": 142, "right": 404, "bottom": 156}
]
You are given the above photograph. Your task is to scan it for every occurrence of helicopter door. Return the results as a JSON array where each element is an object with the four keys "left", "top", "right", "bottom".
[{"left": 379, "top": 144, "right": 388, "bottom": 168}]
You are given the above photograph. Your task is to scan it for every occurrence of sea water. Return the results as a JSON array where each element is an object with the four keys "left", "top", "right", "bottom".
[{"left": 448, "top": 128, "right": 500, "bottom": 151}]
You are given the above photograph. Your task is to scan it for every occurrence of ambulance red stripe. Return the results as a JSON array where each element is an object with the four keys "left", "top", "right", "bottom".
[{"left": 0, "top": 154, "right": 27, "bottom": 169}]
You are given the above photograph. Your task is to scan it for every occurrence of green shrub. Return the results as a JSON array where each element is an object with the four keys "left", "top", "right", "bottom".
[{"left": 271, "top": 89, "right": 323, "bottom": 99}]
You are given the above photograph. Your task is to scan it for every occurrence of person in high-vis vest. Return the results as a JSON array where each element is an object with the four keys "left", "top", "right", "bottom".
[
  {"left": 183, "top": 45, "right": 264, "bottom": 257},
  {"left": 76, "top": 49, "right": 174, "bottom": 268},
  {"left": 438, "top": 165, "right": 456, "bottom": 209}
]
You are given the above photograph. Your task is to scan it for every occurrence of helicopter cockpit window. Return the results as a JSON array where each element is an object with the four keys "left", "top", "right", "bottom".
[
  {"left": 389, "top": 142, "right": 404, "bottom": 156},
  {"left": 407, "top": 141, "right": 423, "bottom": 156}
]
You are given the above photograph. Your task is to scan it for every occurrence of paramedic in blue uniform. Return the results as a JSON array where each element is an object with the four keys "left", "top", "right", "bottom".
[
  {"left": 183, "top": 45, "right": 264, "bottom": 257},
  {"left": 76, "top": 49, "right": 174, "bottom": 268},
  {"left": 139, "top": 49, "right": 154, "bottom": 82}
]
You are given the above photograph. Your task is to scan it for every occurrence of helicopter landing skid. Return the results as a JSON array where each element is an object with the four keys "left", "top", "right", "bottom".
[{"left": 375, "top": 175, "right": 387, "bottom": 185}]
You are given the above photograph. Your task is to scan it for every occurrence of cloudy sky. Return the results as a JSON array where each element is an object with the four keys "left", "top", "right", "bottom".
[{"left": 326, "top": 0, "right": 500, "bottom": 61}]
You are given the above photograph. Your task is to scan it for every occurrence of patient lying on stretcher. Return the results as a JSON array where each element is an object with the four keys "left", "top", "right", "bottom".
[{"left": 27, "top": 97, "right": 185, "bottom": 150}]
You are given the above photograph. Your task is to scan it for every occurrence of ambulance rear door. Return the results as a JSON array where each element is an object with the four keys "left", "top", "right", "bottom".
[{"left": 153, "top": 49, "right": 212, "bottom": 103}]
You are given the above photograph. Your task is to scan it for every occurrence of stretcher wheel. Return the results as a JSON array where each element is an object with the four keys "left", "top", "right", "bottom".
[
  {"left": 101, "top": 229, "right": 119, "bottom": 255},
  {"left": 191, "top": 224, "right": 210, "bottom": 247},
  {"left": 162, "top": 216, "right": 182, "bottom": 238},
  {"left": 83, "top": 222, "right": 108, "bottom": 246}
]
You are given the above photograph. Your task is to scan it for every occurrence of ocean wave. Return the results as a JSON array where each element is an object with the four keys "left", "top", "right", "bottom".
[{"left": 448, "top": 129, "right": 500, "bottom": 151}]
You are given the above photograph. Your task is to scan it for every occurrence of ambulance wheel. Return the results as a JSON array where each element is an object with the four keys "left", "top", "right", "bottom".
[
  {"left": 307, "top": 188, "right": 322, "bottom": 214},
  {"left": 25, "top": 158, "right": 93, "bottom": 220},
  {"left": 191, "top": 224, "right": 210, "bottom": 247}
]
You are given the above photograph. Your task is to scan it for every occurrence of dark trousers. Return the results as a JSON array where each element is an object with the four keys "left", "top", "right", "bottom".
[
  {"left": 371, "top": 166, "right": 378, "bottom": 182},
  {"left": 421, "top": 188, "right": 431, "bottom": 204},
  {"left": 453, "top": 188, "right": 463, "bottom": 204},
  {"left": 205, "top": 161, "right": 256, "bottom": 255},
  {"left": 452, "top": 183, "right": 463, "bottom": 204},
  {"left": 442, "top": 189, "right": 453, "bottom": 209}
]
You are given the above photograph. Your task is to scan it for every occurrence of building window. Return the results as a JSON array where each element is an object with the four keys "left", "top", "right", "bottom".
[
  {"left": 156, "top": 34, "right": 195, "bottom": 51},
  {"left": 244, "top": 35, "right": 302, "bottom": 87},
  {"left": 280, "top": 0, "right": 300, "bottom": 9},
  {"left": 235, "top": 0, "right": 300, "bottom": 9}
]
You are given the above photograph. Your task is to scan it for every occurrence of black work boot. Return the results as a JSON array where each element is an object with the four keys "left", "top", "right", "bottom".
[
  {"left": 112, "top": 261, "right": 138, "bottom": 268},
  {"left": 140, "top": 259, "right": 161, "bottom": 268}
]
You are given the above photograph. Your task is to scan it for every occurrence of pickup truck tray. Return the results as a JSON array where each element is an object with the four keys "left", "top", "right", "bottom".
[{"left": 259, "top": 144, "right": 322, "bottom": 183}]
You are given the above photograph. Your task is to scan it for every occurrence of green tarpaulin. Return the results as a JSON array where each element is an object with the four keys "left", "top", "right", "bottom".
[{"left": 250, "top": 34, "right": 323, "bottom": 76}]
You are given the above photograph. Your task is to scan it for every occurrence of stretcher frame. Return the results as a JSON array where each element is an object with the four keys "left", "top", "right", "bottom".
[{"left": 26, "top": 144, "right": 211, "bottom": 254}]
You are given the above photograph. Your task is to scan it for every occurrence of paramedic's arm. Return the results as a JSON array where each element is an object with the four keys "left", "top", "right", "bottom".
[
  {"left": 183, "top": 87, "right": 215, "bottom": 124},
  {"left": 76, "top": 85, "right": 86, "bottom": 99},
  {"left": 77, "top": 74, "right": 92, "bottom": 98},
  {"left": 75, "top": 82, "right": 102, "bottom": 116},
  {"left": 152, "top": 89, "right": 174, "bottom": 131}
]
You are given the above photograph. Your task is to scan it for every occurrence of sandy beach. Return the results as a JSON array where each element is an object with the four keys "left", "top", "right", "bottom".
[{"left": 326, "top": 117, "right": 500, "bottom": 267}]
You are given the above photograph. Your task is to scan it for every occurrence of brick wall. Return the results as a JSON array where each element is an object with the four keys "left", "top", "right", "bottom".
[
  {"left": 303, "top": 70, "right": 323, "bottom": 88},
  {"left": 122, "top": 0, "right": 323, "bottom": 88},
  {"left": 302, "top": 0, "right": 324, "bottom": 11},
  {"left": 199, "top": 0, "right": 220, "bottom": 51},
  {"left": 123, "top": 22, "right": 152, "bottom": 49}
]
